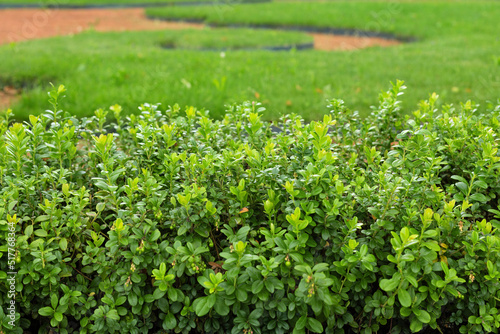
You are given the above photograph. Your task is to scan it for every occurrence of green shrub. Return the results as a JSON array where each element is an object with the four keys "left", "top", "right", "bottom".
[{"left": 1, "top": 81, "right": 500, "bottom": 333}]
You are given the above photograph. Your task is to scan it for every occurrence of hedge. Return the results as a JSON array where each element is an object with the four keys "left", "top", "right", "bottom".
[{"left": 1, "top": 81, "right": 500, "bottom": 333}]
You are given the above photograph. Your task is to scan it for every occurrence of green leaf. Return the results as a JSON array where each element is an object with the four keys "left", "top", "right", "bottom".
[
  {"left": 235, "top": 287, "right": 248, "bottom": 302},
  {"left": 150, "top": 229, "right": 161, "bottom": 241},
  {"left": 264, "top": 279, "right": 275, "bottom": 293},
  {"left": 163, "top": 312, "right": 177, "bottom": 330},
  {"left": 410, "top": 318, "right": 423, "bottom": 332},
  {"left": 306, "top": 318, "right": 324, "bottom": 333},
  {"left": 473, "top": 180, "right": 488, "bottom": 189},
  {"left": 128, "top": 293, "right": 138, "bottom": 306},
  {"left": 53, "top": 311, "right": 63, "bottom": 322},
  {"left": 380, "top": 275, "right": 400, "bottom": 292},
  {"left": 34, "top": 229, "right": 48, "bottom": 237},
  {"left": 400, "top": 254, "right": 415, "bottom": 261},
  {"left": 106, "top": 309, "right": 120, "bottom": 321},
  {"left": 414, "top": 309, "right": 431, "bottom": 323},
  {"left": 143, "top": 294, "right": 155, "bottom": 303},
  {"left": 80, "top": 317, "right": 89, "bottom": 327},
  {"left": 194, "top": 295, "right": 216, "bottom": 317},
  {"left": 178, "top": 225, "right": 188, "bottom": 236},
  {"left": 102, "top": 296, "right": 114, "bottom": 306},
  {"left": 440, "top": 261, "right": 449, "bottom": 276},
  {"left": 398, "top": 289, "right": 412, "bottom": 308},
  {"left": 295, "top": 315, "right": 307, "bottom": 330},
  {"left": 115, "top": 296, "right": 126, "bottom": 306},
  {"left": 451, "top": 175, "right": 468, "bottom": 184},
  {"left": 487, "top": 260, "right": 495, "bottom": 274},
  {"left": 38, "top": 307, "right": 54, "bottom": 317},
  {"left": 25, "top": 225, "right": 33, "bottom": 237},
  {"left": 35, "top": 215, "right": 50, "bottom": 222},
  {"left": 168, "top": 287, "right": 178, "bottom": 302},
  {"left": 59, "top": 238, "right": 68, "bottom": 251},
  {"left": 470, "top": 193, "right": 489, "bottom": 202},
  {"left": 51, "top": 294, "right": 59, "bottom": 309},
  {"left": 252, "top": 280, "right": 264, "bottom": 294},
  {"left": 293, "top": 327, "right": 305, "bottom": 334},
  {"left": 214, "top": 297, "right": 230, "bottom": 316},
  {"left": 405, "top": 275, "right": 418, "bottom": 288},
  {"left": 455, "top": 182, "right": 468, "bottom": 194},
  {"left": 154, "top": 288, "right": 166, "bottom": 300},
  {"left": 96, "top": 202, "right": 105, "bottom": 212},
  {"left": 422, "top": 241, "right": 441, "bottom": 252},
  {"left": 400, "top": 307, "right": 411, "bottom": 317}
]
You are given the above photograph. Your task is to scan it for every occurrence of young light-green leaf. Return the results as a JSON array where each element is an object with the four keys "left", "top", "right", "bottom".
[
  {"left": 59, "top": 238, "right": 68, "bottom": 251},
  {"left": 38, "top": 307, "right": 54, "bottom": 317},
  {"left": 398, "top": 288, "right": 412, "bottom": 308},
  {"left": 53, "top": 311, "right": 63, "bottom": 322}
]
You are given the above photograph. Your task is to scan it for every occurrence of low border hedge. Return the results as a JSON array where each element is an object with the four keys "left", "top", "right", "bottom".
[{"left": 1, "top": 82, "right": 500, "bottom": 333}]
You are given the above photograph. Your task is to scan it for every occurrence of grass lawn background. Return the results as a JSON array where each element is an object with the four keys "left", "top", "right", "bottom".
[{"left": 1, "top": 0, "right": 499, "bottom": 121}]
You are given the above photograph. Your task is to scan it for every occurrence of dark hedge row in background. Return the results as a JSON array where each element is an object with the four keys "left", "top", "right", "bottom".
[{"left": 1, "top": 82, "right": 500, "bottom": 333}]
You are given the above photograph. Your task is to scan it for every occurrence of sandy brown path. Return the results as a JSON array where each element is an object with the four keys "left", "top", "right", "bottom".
[
  {"left": 312, "top": 32, "right": 400, "bottom": 51},
  {"left": 0, "top": 86, "right": 20, "bottom": 111},
  {"left": 0, "top": 8, "right": 203, "bottom": 45},
  {"left": 0, "top": 8, "right": 400, "bottom": 49}
]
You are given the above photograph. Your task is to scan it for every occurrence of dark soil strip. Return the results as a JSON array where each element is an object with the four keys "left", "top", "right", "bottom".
[
  {"left": 0, "top": 0, "right": 268, "bottom": 9},
  {"left": 210, "top": 23, "right": 415, "bottom": 42},
  {"left": 162, "top": 42, "right": 314, "bottom": 52}
]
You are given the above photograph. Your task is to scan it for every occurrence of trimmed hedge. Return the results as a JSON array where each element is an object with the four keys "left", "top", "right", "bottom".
[{"left": 1, "top": 82, "right": 500, "bottom": 333}]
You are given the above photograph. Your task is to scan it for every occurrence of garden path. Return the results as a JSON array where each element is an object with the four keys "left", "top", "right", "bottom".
[{"left": 0, "top": 8, "right": 400, "bottom": 49}]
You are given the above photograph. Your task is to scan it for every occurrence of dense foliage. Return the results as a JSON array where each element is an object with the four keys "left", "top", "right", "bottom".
[{"left": 1, "top": 82, "right": 500, "bottom": 333}]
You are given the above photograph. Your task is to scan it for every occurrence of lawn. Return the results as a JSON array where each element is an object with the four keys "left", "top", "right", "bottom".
[{"left": 1, "top": 0, "right": 499, "bottom": 121}]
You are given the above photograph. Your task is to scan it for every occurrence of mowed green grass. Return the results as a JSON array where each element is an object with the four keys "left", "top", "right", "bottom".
[
  {"left": 1, "top": 1, "right": 500, "bottom": 121},
  {"left": 147, "top": 0, "right": 500, "bottom": 39},
  {"left": 0, "top": 28, "right": 316, "bottom": 120}
]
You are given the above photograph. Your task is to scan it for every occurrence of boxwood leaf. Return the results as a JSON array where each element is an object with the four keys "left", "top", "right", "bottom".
[
  {"left": 163, "top": 312, "right": 177, "bottom": 330},
  {"left": 53, "top": 311, "right": 63, "bottom": 322},
  {"left": 34, "top": 229, "right": 48, "bottom": 237},
  {"left": 153, "top": 287, "right": 166, "bottom": 300},
  {"left": 106, "top": 309, "right": 120, "bottom": 321},
  {"left": 214, "top": 297, "right": 230, "bottom": 316},
  {"left": 470, "top": 193, "right": 489, "bottom": 202},
  {"left": 306, "top": 318, "right": 323, "bottom": 333},
  {"left": 59, "top": 238, "right": 68, "bottom": 251},
  {"left": 38, "top": 307, "right": 54, "bottom": 317},
  {"left": 295, "top": 315, "right": 307, "bottom": 330},
  {"left": 252, "top": 280, "right": 264, "bottom": 294},
  {"left": 128, "top": 293, "right": 138, "bottom": 306},
  {"left": 380, "top": 276, "right": 400, "bottom": 292},
  {"left": 414, "top": 309, "right": 431, "bottom": 323},
  {"left": 194, "top": 294, "right": 216, "bottom": 317},
  {"left": 398, "top": 288, "right": 412, "bottom": 308}
]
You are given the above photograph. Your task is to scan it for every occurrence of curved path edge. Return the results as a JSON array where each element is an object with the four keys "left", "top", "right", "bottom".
[
  {"left": 147, "top": 16, "right": 414, "bottom": 43},
  {"left": 162, "top": 42, "right": 315, "bottom": 52}
]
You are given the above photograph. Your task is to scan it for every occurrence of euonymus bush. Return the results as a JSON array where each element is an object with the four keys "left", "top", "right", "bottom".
[{"left": 1, "top": 81, "right": 500, "bottom": 334}]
